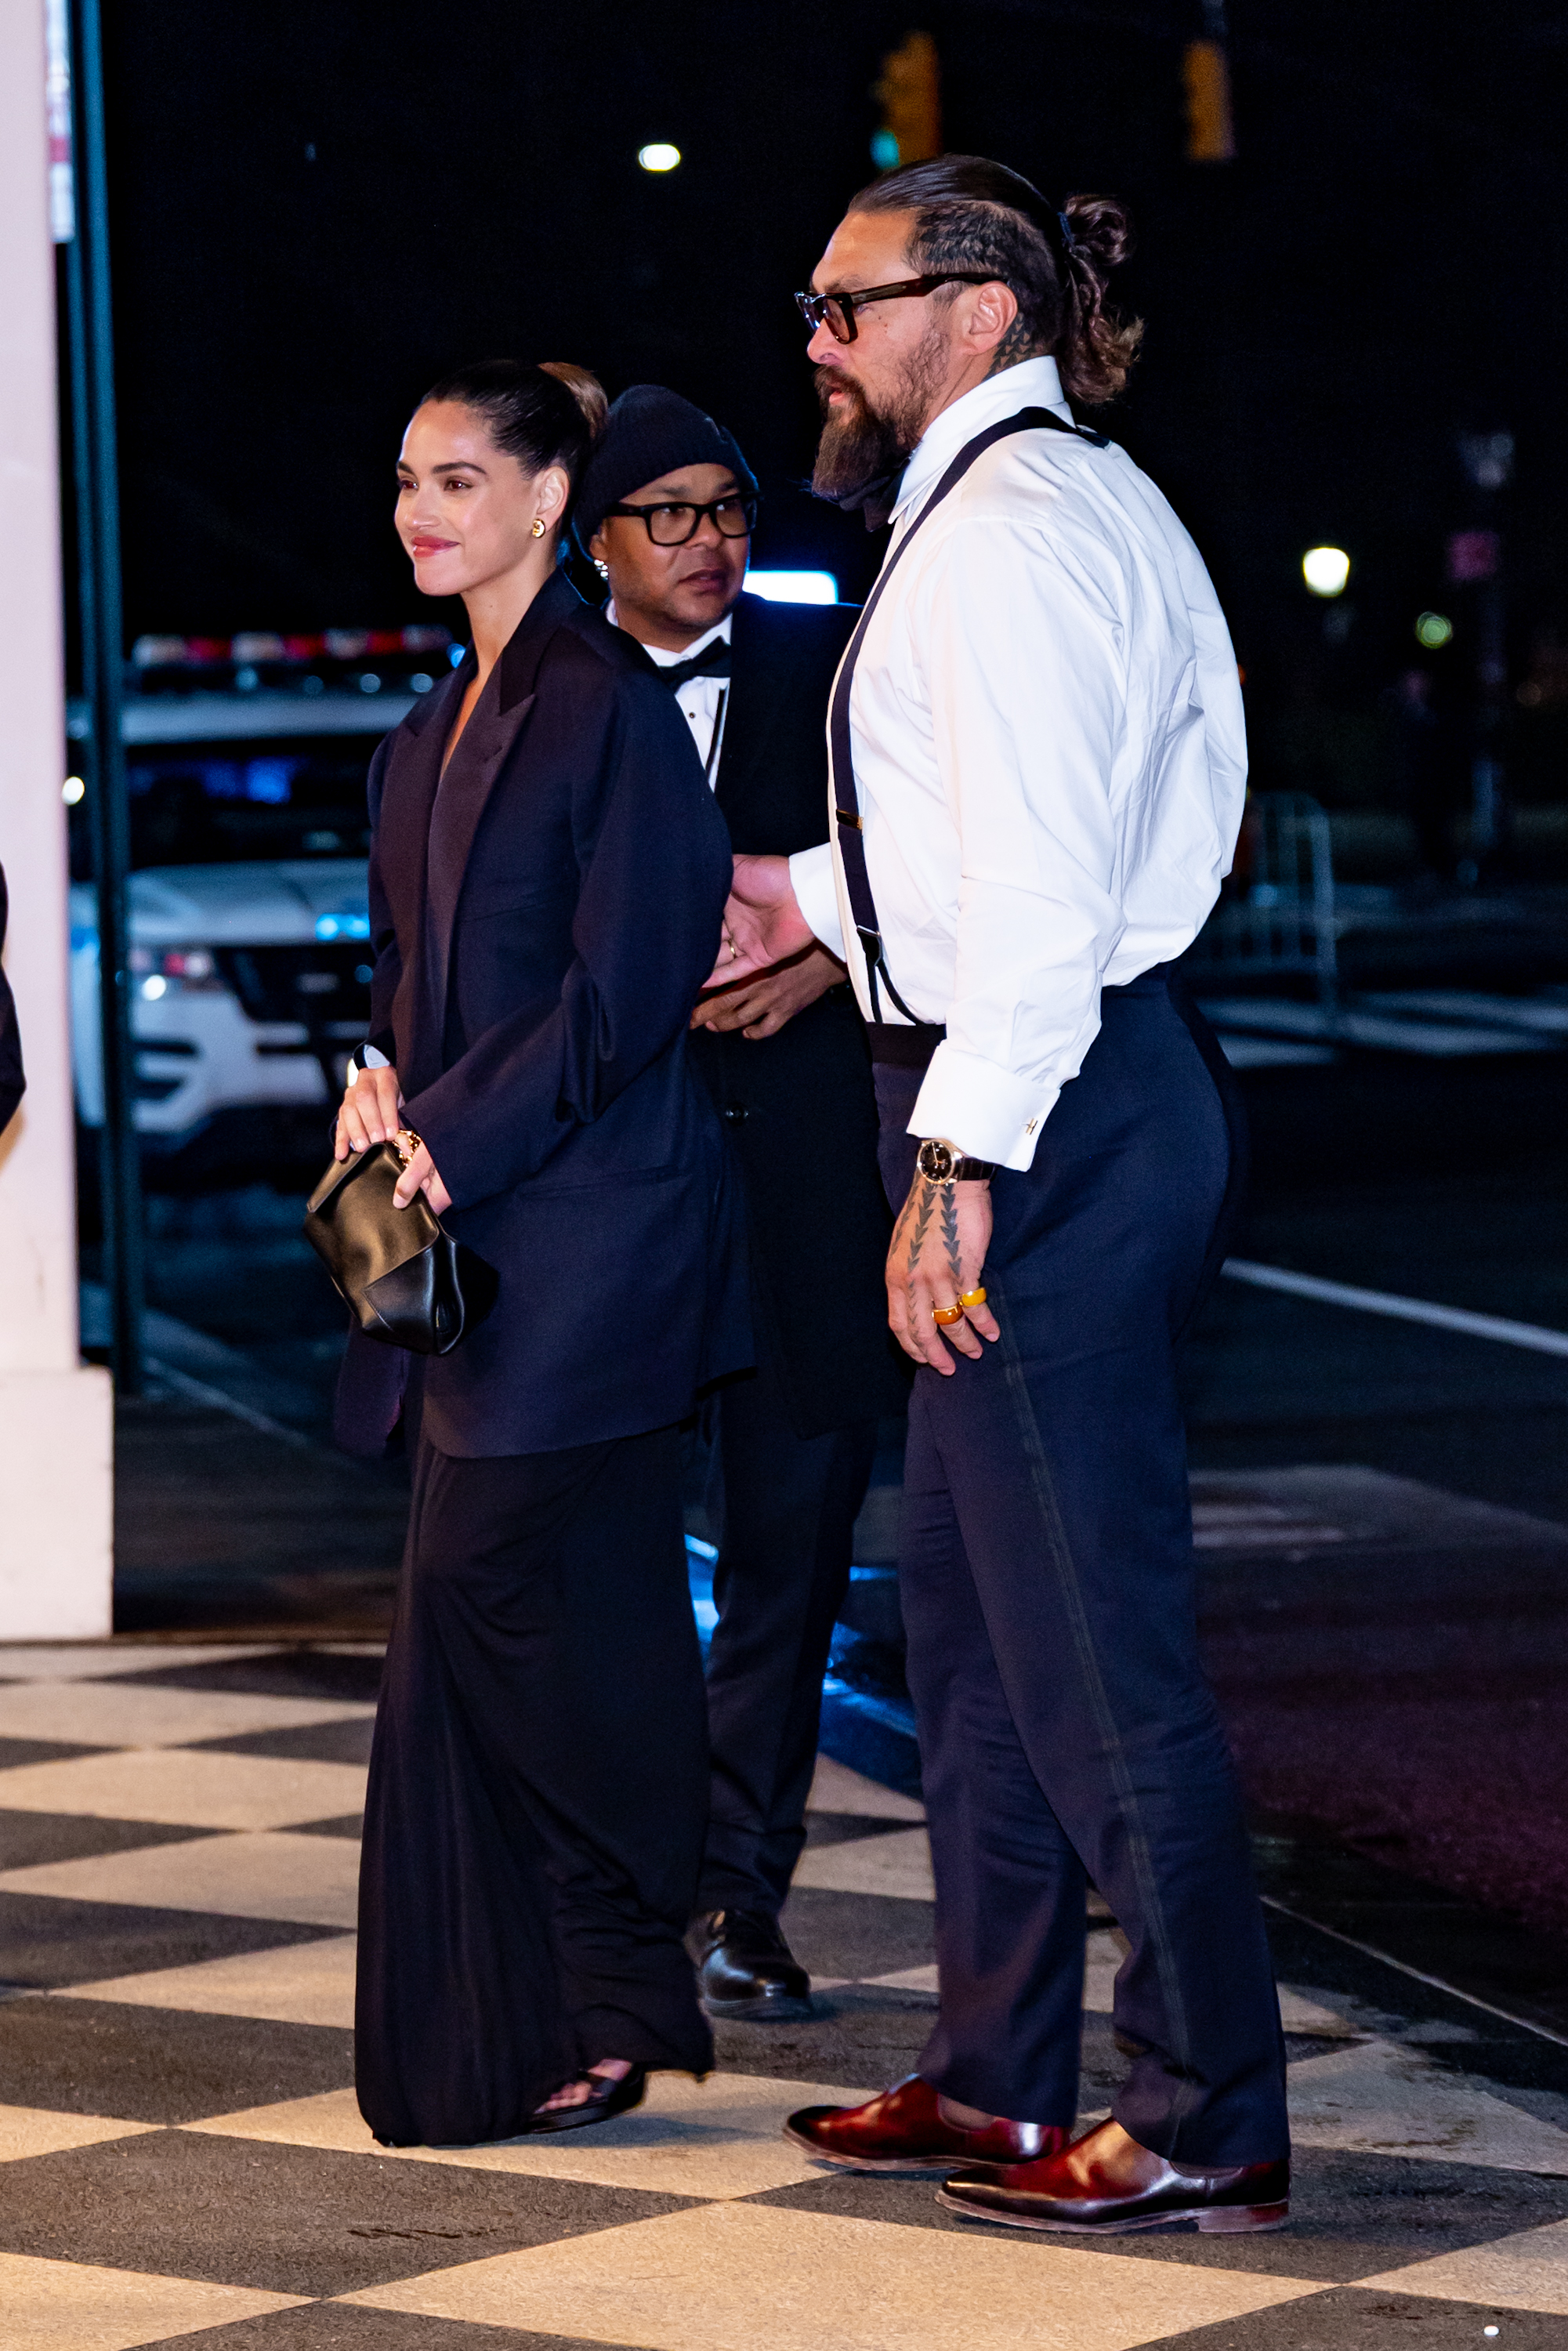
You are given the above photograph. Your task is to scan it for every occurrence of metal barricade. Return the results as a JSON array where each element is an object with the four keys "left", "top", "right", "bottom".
[{"left": 1185, "top": 791, "right": 1338, "bottom": 1016}]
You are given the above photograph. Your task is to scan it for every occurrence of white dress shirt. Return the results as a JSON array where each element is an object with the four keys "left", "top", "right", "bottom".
[
  {"left": 608, "top": 603, "right": 732, "bottom": 788},
  {"left": 788, "top": 355, "right": 1246, "bottom": 1172}
]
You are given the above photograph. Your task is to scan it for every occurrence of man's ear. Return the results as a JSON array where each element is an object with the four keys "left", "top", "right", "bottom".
[
  {"left": 587, "top": 524, "right": 608, "bottom": 567},
  {"left": 959, "top": 277, "right": 1020, "bottom": 356}
]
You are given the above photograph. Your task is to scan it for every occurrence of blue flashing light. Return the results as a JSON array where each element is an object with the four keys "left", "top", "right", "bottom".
[
  {"left": 315, "top": 912, "right": 371, "bottom": 940},
  {"left": 449, "top": 644, "right": 466, "bottom": 668},
  {"left": 870, "top": 129, "right": 900, "bottom": 170},
  {"left": 746, "top": 571, "right": 838, "bottom": 606}
]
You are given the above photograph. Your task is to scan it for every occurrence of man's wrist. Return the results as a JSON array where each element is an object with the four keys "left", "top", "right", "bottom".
[{"left": 915, "top": 1136, "right": 999, "bottom": 1184}]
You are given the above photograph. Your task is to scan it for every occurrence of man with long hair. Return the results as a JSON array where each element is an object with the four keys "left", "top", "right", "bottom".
[{"left": 713, "top": 156, "right": 1291, "bottom": 2236}]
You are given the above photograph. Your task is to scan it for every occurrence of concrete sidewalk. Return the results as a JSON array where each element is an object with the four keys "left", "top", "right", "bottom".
[{"left": 1, "top": 1640, "right": 1567, "bottom": 2348}]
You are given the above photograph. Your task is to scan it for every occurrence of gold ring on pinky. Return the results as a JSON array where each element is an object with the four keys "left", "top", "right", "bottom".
[
  {"left": 959, "top": 1287, "right": 988, "bottom": 1310},
  {"left": 932, "top": 1302, "right": 965, "bottom": 1327}
]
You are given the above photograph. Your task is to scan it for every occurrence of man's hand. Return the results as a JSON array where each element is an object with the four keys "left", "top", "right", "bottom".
[
  {"left": 335, "top": 1062, "right": 404, "bottom": 1159},
  {"left": 393, "top": 1140, "right": 451, "bottom": 1217},
  {"left": 705, "top": 853, "right": 817, "bottom": 989},
  {"left": 887, "top": 1174, "right": 1001, "bottom": 1375},
  {"left": 691, "top": 943, "right": 845, "bottom": 1040}
]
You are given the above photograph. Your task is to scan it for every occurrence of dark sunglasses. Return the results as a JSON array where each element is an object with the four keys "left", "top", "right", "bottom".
[
  {"left": 601, "top": 491, "right": 759, "bottom": 547},
  {"left": 794, "top": 273, "right": 996, "bottom": 344}
]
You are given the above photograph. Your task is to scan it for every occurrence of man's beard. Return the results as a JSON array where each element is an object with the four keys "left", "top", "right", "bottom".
[{"left": 810, "top": 326, "right": 946, "bottom": 513}]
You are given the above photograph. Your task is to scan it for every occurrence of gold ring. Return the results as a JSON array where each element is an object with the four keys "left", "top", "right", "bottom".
[
  {"left": 959, "top": 1287, "right": 987, "bottom": 1310},
  {"left": 932, "top": 1302, "right": 965, "bottom": 1327}
]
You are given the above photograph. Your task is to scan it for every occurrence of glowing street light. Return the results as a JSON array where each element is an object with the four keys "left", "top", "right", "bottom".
[
  {"left": 1415, "top": 611, "right": 1454, "bottom": 649},
  {"left": 637, "top": 143, "right": 681, "bottom": 173},
  {"left": 1302, "top": 546, "right": 1351, "bottom": 598}
]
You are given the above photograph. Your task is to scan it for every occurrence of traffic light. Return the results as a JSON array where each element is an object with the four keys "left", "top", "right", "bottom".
[{"left": 871, "top": 31, "right": 941, "bottom": 172}]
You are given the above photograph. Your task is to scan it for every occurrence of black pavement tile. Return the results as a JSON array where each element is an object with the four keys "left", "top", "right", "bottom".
[
  {"left": 802, "top": 1811, "right": 920, "bottom": 1851},
  {"left": 194, "top": 1716, "right": 376, "bottom": 1766},
  {"left": 713, "top": 1987, "right": 935, "bottom": 2089},
  {"left": 0, "top": 1733, "right": 102, "bottom": 1770},
  {"left": 1143, "top": 2284, "right": 1567, "bottom": 2349},
  {"left": 0, "top": 1889, "right": 339, "bottom": 1989},
  {"left": 142, "top": 2311, "right": 646, "bottom": 2349},
  {"left": 757, "top": 2147, "right": 1568, "bottom": 2285},
  {"left": 106, "top": 1650, "right": 385, "bottom": 1706},
  {"left": 0, "top": 1810, "right": 218, "bottom": 1871},
  {"left": 778, "top": 1884, "right": 934, "bottom": 1981},
  {"left": 0, "top": 2128, "right": 691, "bottom": 2298},
  {"left": 292, "top": 1814, "right": 364, "bottom": 1842},
  {"left": 0, "top": 1993, "right": 353, "bottom": 2121}
]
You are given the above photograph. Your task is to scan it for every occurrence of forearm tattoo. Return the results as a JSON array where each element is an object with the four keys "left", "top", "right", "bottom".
[
  {"left": 903, "top": 1176, "right": 939, "bottom": 1317},
  {"left": 940, "top": 1183, "right": 962, "bottom": 1297}
]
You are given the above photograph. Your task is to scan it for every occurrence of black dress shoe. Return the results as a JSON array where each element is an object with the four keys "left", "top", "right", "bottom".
[
  {"left": 691, "top": 1908, "right": 813, "bottom": 2020},
  {"left": 523, "top": 2064, "right": 647, "bottom": 2135}
]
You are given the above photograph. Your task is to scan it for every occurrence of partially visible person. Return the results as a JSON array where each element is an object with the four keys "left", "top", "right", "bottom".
[
  {"left": 342, "top": 358, "right": 744, "bottom": 2149},
  {"left": 0, "top": 866, "right": 23, "bottom": 1137},
  {"left": 576, "top": 389, "right": 907, "bottom": 2021}
]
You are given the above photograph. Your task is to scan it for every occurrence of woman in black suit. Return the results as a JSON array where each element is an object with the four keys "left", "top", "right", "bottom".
[{"left": 336, "top": 360, "right": 744, "bottom": 2146}]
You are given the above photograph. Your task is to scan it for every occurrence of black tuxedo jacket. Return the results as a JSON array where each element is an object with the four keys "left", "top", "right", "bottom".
[
  {"left": 690, "top": 592, "right": 908, "bottom": 1436},
  {"left": 0, "top": 868, "right": 23, "bottom": 1139},
  {"left": 341, "top": 569, "right": 747, "bottom": 1458}
]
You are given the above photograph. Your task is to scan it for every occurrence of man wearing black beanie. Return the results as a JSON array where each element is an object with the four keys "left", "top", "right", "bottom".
[{"left": 578, "top": 388, "right": 908, "bottom": 2020}]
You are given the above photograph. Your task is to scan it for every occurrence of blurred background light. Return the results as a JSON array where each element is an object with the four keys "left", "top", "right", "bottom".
[
  {"left": 1302, "top": 545, "right": 1351, "bottom": 597},
  {"left": 637, "top": 143, "right": 680, "bottom": 173},
  {"left": 62, "top": 775, "right": 85, "bottom": 804},
  {"left": 1415, "top": 610, "right": 1454, "bottom": 649},
  {"left": 746, "top": 570, "right": 838, "bottom": 605}
]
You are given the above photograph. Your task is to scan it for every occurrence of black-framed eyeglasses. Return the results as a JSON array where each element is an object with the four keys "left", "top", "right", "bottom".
[
  {"left": 601, "top": 491, "right": 760, "bottom": 546},
  {"left": 794, "top": 273, "right": 996, "bottom": 344}
]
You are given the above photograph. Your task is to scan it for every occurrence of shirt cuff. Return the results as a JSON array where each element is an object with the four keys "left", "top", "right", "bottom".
[
  {"left": 787, "top": 844, "right": 846, "bottom": 962},
  {"left": 361, "top": 1043, "right": 390, "bottom": 1069},
  {"left": 911, "top": 1042, "right": 1059, "bottom": 1172}
]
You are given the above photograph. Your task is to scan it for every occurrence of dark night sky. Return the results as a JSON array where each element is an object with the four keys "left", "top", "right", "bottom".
[{"left": 97, "top": 1, "right": 1568, "bottom": 756}]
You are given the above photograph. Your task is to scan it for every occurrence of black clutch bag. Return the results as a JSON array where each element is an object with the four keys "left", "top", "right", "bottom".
[{"left": 303, "top": 1130, "right": 498, "bottom": 1357}]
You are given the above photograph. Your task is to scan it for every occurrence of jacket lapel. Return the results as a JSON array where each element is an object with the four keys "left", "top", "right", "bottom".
[
  {"left": 379, "top": 668, "right": 462, "bottom": 1070},
  {"left": 712, "top": 592, "right": 780, "bottom": 834},
  {"left": 425, "top": 567, "right": 585, "bottom": 1045}
]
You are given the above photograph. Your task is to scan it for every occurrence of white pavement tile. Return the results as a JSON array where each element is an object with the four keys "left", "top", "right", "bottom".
[
  {"left": 0, "top": 1646, "right": 282, "bottom": 1683},
  {"left": 0, "top": 2105, "right": 161, "bottom": 2163},
  {"left": 1362, "top": 2217, "right": 1568, "bottom": 2315},
  {"left": 56, "top": 1934, "right": 360, "bottom": 2029},
  {"left": 0, "top": 1828, "right": 360, "bottom": 1929},
  {"left": 0, "top": 1748, "right": 367, "bottom": 1831},
  {"left": 1277, "top": 1986, "right": 1363, "bottom": 2035},
  {"left": 0, "top": 2250, "right": 305, "bottom": 2350},
  {"left": 193, "top": 2072, "right": 877, "bottom": 2201},
  {"left": 340, "top": 2198, "right": 1326, "bottom": 2350},
  {"left": 0, "top": 1680, "right": 372, "bottom": 1751},
  {"left": 792, "top": 1826, "right": 934, "bottom": 1901},
  {"left": 865, "top": 1964, "right": 940, "bottom": 1994},
  {"left": 807, "top": 1757, "right": 925, "bottom": 1820},
  {"left": 1287, "top": 2038, "right": 1568, "bottom": 2173}
]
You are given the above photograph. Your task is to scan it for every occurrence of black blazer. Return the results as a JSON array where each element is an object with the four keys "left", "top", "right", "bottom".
[
  {"left": 0, "top": 868, "right": 22, "bottom": 1139},
  {"left": 689, "top": 592, "right": 908, "bottom": 1436},
  {"left": 342, "top": 568, "right": 748, "bottom": 1458}
]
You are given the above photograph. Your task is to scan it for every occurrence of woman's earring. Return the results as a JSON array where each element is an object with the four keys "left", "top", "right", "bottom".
[
  {"left": 531, "top": 517, "right": 547, "bottom": 538},
  {"left": 593, "top": 558, "right": 609, "bottom": 580}
]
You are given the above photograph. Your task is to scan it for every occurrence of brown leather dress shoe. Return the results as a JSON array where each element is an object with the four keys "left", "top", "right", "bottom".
[
  {"left": 784, "top": 2074, "right": 1068, "bottom": 2174},
  {"left": 939, "top": 2117, "right": 1290, "bottom": 2233}
]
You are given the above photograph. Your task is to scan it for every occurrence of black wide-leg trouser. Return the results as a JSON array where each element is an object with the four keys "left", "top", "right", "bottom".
[
  {"left": 355, "top": 1425, "right": 712, "bottom": 2149},
  {"left": 878, "top": 972, "right": 1289, "bottom": 2165}
]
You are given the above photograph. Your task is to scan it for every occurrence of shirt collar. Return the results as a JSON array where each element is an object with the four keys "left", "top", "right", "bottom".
[
  {"left": 889, "top": 355, "right": 1071, "bottom": 526},
  {"left": 605, "top": 604, "right": 733, "bottom": 668}
]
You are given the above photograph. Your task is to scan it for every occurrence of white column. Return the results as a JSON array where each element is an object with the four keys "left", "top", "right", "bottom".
[{"left": 0, "top": 0, "right": 113, "bottom": 1637}]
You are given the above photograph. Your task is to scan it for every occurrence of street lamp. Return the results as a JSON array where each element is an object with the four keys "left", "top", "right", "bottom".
[{"left": 1302, "top": 546, "right": 1350, "bottom": 598}]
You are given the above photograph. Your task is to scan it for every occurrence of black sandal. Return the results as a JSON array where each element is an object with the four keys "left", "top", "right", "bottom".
[{"left": 523, "top": 2063, "right": 648, "bottom": 2135}]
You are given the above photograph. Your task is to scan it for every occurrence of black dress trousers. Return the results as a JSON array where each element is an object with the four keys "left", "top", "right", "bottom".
[
  {"left": 878, "top": 973, "right": 1289, "bottom": 2165},
  {"left": 355, "top": 1425, "right": 713, "bottom": 2147}
]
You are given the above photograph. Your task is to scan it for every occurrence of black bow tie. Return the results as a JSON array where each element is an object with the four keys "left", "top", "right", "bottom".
[{"left": 657, "top": 639, "right": 732, "bottom": 693}]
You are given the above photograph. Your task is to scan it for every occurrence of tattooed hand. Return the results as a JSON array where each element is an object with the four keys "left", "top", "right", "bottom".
[{"left": 886, "top": 1173, "right": 1000, "bottom": 1374}]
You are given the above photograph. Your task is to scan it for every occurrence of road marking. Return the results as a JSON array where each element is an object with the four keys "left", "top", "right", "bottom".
[{"left": 1222, "top": 1259, "right": 1568, "bottom": 1359}]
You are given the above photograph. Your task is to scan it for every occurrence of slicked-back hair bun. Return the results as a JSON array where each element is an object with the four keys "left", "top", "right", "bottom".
[
  {"left": 848, "top": 154, "right": 1143, "bottom": 406},
  {"left": 416, "top": 359, "right": 608, "bottom": 516}
]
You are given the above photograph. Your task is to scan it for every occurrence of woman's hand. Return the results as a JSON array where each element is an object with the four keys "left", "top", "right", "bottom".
[
  {"left": 887, "top": 1175, "right": 1001, "bottom": 1375},
  {"left": 393, "top": 1140, "right": 451, "bottom": 1217},
  {"left": 335, "top": 1062, "right": 404, "bottom": 1158},
  {"left": 690, "top": 943, "right": 846, "bottom": 1040}
]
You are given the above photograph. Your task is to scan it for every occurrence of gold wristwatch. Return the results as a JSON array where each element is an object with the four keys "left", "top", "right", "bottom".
[{"left": 915, "top": 1138, "right": 998, "bottom": 1183}]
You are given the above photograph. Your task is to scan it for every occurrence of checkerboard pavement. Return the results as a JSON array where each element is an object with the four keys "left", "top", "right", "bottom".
[{"left": 3, "top": 1642, "right": 1568, "bottom": 2348}]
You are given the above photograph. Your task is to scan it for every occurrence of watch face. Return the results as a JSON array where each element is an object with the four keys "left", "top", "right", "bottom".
[{"left": 918, "top": 1139, "right": 958, "bottom": 1181}]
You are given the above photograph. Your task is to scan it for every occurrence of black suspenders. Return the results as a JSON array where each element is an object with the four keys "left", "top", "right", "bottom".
[{"left": 828, "top": 405, "right": 1107, "bottom": 1024}]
